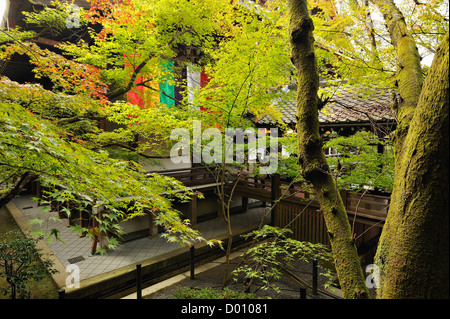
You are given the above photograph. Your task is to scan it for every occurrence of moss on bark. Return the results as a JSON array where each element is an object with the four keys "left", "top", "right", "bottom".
[
  {"left": 375, "top": 32, "right": 449, "bottom": 299},
  {"left": 372, "top": 0, "right": 423, "bottom": 156},
  {"left": 289, "top": 0, "right": 369, "bottom": 299}
]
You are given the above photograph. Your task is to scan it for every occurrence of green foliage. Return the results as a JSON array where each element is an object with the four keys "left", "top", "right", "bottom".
[
  {"left": 101, "top": 101, "right": 193, "bottom": 156},
  {"left": 0, "top": 230, "right": 58, "bottom": 299},
  {"left": 183, "top": 0, "right": 291, "bottom": 128},
  {"left": 173, "top": 286, "right": 267, "bottom": 299},
  {"left": 310, "top": 0, "right": 448, "bottom": 97},
  {"left": 324, "top": 131, "right": 394, "bottom": 192},
  {"left": 0, "top": 103, "right": 208, "bottom": 249},
  {"left": 21, "top": 0, "right": 88, "bottom": 39},
  {"left": 0, "top": 78, "right": 103, "bottom": 137},
  {"left": 233, "top": 225, "right": 334, "bottom": 293},
  {"left": 0, "top": 28, "right": 37, "bottom": 44},
  {"left": 1, "top": 0, "right": 248, "bottom": 253},
  {"left": 278, "top": 130, "right": 394, "bottom": 192},
  {"left": 60, "top": 0, "right": 227, "bottom": 93}
]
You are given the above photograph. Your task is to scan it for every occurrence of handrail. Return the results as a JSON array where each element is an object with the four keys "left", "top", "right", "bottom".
[{"left": 150, "top": 166, "right": 390, "bottom": 222}]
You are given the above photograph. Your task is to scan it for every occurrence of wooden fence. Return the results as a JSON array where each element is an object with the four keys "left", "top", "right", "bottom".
[
  {"left": 229, "top": 173, "right": 389, "bottom": 248},
  {"left": 274, "top": 201, "right": 330, "bottom": 246},
  {"left": 272, "top": 190, "right": 389, "bottom": 248}
]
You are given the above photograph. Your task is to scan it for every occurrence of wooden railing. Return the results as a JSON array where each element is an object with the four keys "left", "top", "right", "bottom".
[
  {"left": 343, "top": 191, "right": 390, "bottom": 224},
  {"left": 156, "top": 166, "right": 390, "bottom": 224},
  {"left": 274, "top": 201, "right": 329, "bottom": 245},
  {"left": 30, "top": 165, "right": 388, "bottom": 248},
  {"left": 150, "top": 166, "right": 217, "bottom": 187},
  {"left": 151, "top": 166, "right": 390, "bottom": 247},
  {"left": 232, "top": 175, "right": 313, "bottom": 204}
]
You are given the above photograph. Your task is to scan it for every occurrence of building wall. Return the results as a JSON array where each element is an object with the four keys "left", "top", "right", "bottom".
[{"left": 119, "top": 191, "right": 247, "bottom": 241}]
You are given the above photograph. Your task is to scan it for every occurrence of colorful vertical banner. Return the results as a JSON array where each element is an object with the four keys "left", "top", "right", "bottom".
[
  {"left": 124, "top": 56, "right": 175, "bottom": 108},
  {"left": 158, "top": 60, "right": 175, "bottom": 107},
  {"left": 200, "top": 69, "right": 211, "bottom": 111},
  {"left": 187, "top": 65, "right": 201, "bottom": 109},
  {"left": 126, "top": 81, "right": 145, "bottom": 107},
  {"left": 124, "top": 54, "right": 145, "bottom": 107}
]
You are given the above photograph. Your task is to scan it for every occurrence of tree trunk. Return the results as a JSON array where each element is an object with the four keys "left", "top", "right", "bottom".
[
  {"left": 370, "top": 0, "right": 423, "bottom": 156},
  {"left": 375, "top": 32, "right": 449, "bottom": 299},
  {"left": 0, "top": 172, "right": 34, "bottom": 208},
  {"left": 289, "top": 0, "right": 369, "bottom": 299},
  {"left": 371, "top": 0, "right": 449, "bottom": 298}
]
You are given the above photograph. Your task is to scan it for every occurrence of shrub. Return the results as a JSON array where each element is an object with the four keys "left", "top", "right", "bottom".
[
  {"left": 173, "top": 286, "right": 267, "bottom": 299},
  {"left": 0, "top": 230, "right": 58, "bottom": 299}
]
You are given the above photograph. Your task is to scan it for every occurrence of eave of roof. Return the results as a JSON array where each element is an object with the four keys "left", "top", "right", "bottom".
[{"left": 258, "top": 86, "right": 396, "bottom": 126}]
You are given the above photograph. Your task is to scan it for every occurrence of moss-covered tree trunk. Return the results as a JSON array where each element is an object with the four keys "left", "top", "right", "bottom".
[
  {"left": 370, "top": 0, "right": 449, "bottom": 298},
  {"left": 288, "top": 0, "right": 369, "bottom": 299},
  {"left": 370, "top": 0, "right": 424, "bottom": 163},
  {"left": 374, "top": 31, "right": 449, "bottom": 299}
]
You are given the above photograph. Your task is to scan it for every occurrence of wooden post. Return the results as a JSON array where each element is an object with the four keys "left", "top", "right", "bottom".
[
  {"left": 300, "top": 287, "right": 306, "bottom": 299},
  {"left": 90, "top": 233, "right": 98, "bottom": 256},
  {"left": 242, "top": 196, "right": 248, "bottom": 213},
  {"left": 271, "top": 173, "right": 281, "bottom": 225},
  {"left": 89, "top": 204, "right": 103, "bottom": 256},
  {"left": 36, "top": 182, "right": 42, "bottom": 206},
  {"left": 190, "top": 245, "right": 195, "bottom": 280},
  {"left": 188, "top": 194, "right": 198, "bottom": 225},
  {"left": 312, "top": 259, "right": 318, "bottom": 295},
  {"left": 148, "top": 209, "right": 159, "bottom": 237},
  {"left": 136, "top": 264, "right": 142, "bottom": 299}
]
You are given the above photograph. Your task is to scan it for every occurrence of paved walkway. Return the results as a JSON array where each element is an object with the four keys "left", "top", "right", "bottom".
[{"left": 6, "top": 196, "right": 270, "bottom": 287}]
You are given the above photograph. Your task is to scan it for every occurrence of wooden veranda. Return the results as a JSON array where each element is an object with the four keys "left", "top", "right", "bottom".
[
  {"left": 157, "top": 166, "right": 389, "bottom": 251},
  {"left": 30, "top": 165, "right": 388, "bottom": 254}
]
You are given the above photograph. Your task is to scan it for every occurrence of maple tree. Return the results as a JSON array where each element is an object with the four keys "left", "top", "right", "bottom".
[
  {"left": 1, "top": 0, "right": 291, "bottom": 253},
  {"left": 2, "top": 0, "right": 446, "bottom": 299},
  {"left": 61, "top": 0, "right": 227, "bottom": 101},
  {"left": 0, "top": 0, "right": 237, "bottom": 249},
  {"left": 0, "top": 101, "right": 209, "bottom": 249},
  {"left": 184, "top": 0, "right": 290, "bottom": 127}
]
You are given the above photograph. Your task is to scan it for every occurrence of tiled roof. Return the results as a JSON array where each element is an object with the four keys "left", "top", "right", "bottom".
[
  {"left": 258, "top": 87, "right": 396, "bottom": 126},
  {"left": 30, "top": 0, "right": 91, "bottom": 8}
]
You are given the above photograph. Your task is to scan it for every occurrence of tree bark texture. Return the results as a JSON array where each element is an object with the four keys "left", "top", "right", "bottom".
[
  {"left": 375, "top": 32, "right": 449, "bottom": 299},
  {"left": 371, "top": 0, "right": 423, "bottom": 156},
  {"left": 289, "top": 0, "right": 369, "bottom": 299},
  {"left": 372, "top": 0, "right": 449, "bottom": 298}
]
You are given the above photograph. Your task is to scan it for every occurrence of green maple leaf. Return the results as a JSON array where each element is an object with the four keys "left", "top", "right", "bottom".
[{"left": 50, "top": 228, "right": 65, "bottom": 244}]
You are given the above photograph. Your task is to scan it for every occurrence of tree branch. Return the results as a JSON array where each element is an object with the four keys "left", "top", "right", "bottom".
[
  {"left": 0, "top": 172, "right": 35, "bottom": 208},
  {"left": 101, "top": 143, "right": 170, "bottom": 159},
  {"left": 289, "top": 0, "right": 369, "bottom": 299},
  {"left": 106, "top": 58, "right": 150, "bottom": 101},
  {"left": 105, "top": 28, "right": 198, "bottom": 101}
]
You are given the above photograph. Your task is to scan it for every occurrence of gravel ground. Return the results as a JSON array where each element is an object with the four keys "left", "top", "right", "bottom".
[{"left": 147, "top": 249, "right": 343, "bottom": 300}]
